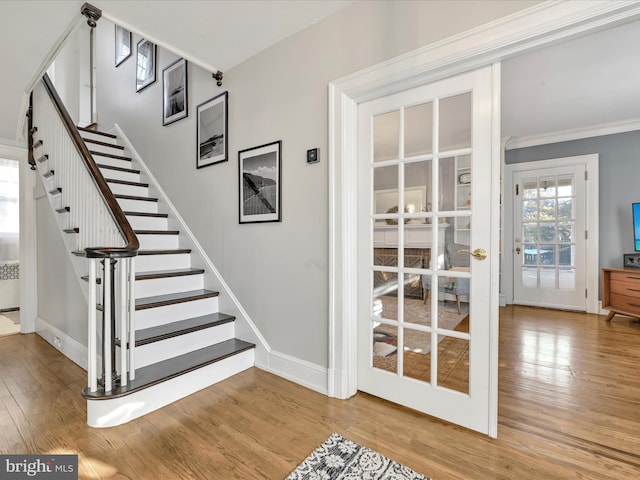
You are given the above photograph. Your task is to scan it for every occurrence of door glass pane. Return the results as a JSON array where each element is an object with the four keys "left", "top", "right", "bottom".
[
  {"left": 559, "top": 267, "right": 576, "bottom": 289},
  {"left": 539, "top": 176, "right": 556, "bottom": 197},
  {"left": 404, "top": 102, "right": 433, "bottom": 157},
  {"left": 373, "top": 272, "right": 398, "bottom": 321},
  {"left": 522, "top": 179, "right": 538, "bottom": 199},
  {"left": 539, "top": 199, "right": 556, "bottom": 221},
  {"left": 405, "top": 160, "right": 432, "bottom": 214},
  {"left": 523, "top": 244, "right": 537, "bottom": 265},
  {"left": 522, "top": 266, "right": 537, "bottom": 287},
  {"left": 557, "top": 174, "right": 573, "bottom": 196},
  {"left": 539, "top": 222, "right": 556, "bottom": 242},
  {"left": 540, "top": 267, "right": 556, "bottom": 288},
  {"left": 373, "top": 110, "right": 399, "bottom": 162},
  {"left": 439, "top": 93, "right": 471, "bottom": 151},
  {"left": 373, "top": 246, "right": 398, "bottom": 268},
  {"left": 374, "top": 165, "right": 398, "bottom": 215},
  {"left": 523, "top": 224, "right": 537, "bottom": 243},
  {"left": 540, "top": 244, "right": 556, "bottom": 265},
  {"left": 402, "top": 328, "right": 431, "bottom": 383},
  {"left": 373, "top": 323, "right": 397, "bottom": 373},
  {"left": 557, "top": 198, "right": 573, "bottom": 220},
  {"left": 437, "top": 336, "right": 469, "bottom": 394},
  {"left": 438, "top": 156, "right": 455, "bottom": 211},
  {"left": 522, "top": 200, "right": 537, "bottom": 221}
]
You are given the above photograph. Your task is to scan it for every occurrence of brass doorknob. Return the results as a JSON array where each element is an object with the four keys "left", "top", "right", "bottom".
[{"left": 457, "top": 248, "right": 487, "bottom": 260}]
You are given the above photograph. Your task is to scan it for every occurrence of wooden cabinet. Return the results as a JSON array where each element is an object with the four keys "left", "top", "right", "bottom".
[{"left": 602, "top": 267, "right": 640, "bottom": 321}]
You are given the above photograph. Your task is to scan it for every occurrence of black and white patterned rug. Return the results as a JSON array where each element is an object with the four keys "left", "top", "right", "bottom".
[{"left": 286, "top": 432, "right": 430, "bottom": 480}]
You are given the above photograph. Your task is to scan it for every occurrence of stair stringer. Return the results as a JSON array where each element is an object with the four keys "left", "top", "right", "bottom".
[
  {"left": 32, "top": 152, "right": 92, "bottom": 307},
  {"left": 108, "top": 124, "right": 270, "bottom": 367}
]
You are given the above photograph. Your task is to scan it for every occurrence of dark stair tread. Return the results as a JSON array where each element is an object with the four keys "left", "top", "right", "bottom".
[
  {"left": 106, "top": 178, "right": 149, "bottom": 188},
  {"left": 64, "top": 228, "right": 79, "bottom": 234},
  {"left": 97, "top": 163, "right": 140, "bottom": 174},
  {"left": 121, "top": 313, "right": 235, "bottom": 347},
  {"left": 134, "top": 289, "right": 219, "bottom": 311},
  {"left": 90, "top": 150, "right": 132, "bottom": 161},
  {"left": 82, "top": 268, "right": 203, "bottom": 284},
  {"left": 56, "top": 206, "right": 70, "bottom": 213},
  {"left": 37, "top": 154, "right": 48, "bottom": 163},
  {"left": 33, "top": 139, "right": 43, "bottom": 148},
  {"left": 43, "top": 170, "right": 55, "bottom": 178},
  {"left": 138, "top": 249, "right": 191, "bottom": 255},
  {"left": 136, "top": 267, "right": 204, "bottom": 280},
  {"left": 83, "top": 138, "right": 125, "bottom": 149},
  {"left": 77, "top": 126, "right": 117, "bottom": 138},
  {"left": 49, "top": 188, "right": 62, "bottom": 195},
  {"left": 115, "top": 194, "right": 158, "bottom": 202},
  {"left": 124, "top": 211, "right": 168, "bottom": 218},
  {"left": 135, "top": 229, "right": 179, "bottom": 235},
  {"left": 82, "top": 339, "right": 254, "bottom": 400}
]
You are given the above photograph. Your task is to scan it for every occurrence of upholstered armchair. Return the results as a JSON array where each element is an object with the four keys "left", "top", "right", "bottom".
[{"left": 422, "top": 242, "right": 470, "bottom": 314}]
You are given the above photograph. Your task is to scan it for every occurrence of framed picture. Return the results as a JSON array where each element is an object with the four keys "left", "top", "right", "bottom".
[
  {"left": 162, "top": 58, "right": 188, "bottom": 125},
  {"left": 196, "top": 91, "right": 228, "bottom": 168},
  {"left": 238, "top": 141, "right": 282, "bottom": 224},
  {"left": 115, "top": 25, "right": 131, "bottom": 67},
  {"left": 136, "top": 39, "right": 156, "bottom": 92}
]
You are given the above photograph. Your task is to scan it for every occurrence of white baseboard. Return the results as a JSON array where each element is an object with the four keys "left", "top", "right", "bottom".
[
  {"left": 256, "top": 350, "right": 328, "bottom": 395},
  {"left": 36, "top": 317, "right": 88, "bottom": 370}
]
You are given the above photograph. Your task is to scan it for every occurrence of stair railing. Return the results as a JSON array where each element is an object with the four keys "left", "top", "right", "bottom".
[{"left": 30, "top": 73, "right": 139, "bottom": 394}]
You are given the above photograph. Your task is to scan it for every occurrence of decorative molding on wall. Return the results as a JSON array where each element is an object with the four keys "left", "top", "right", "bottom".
[
  {"left": 506, "top": 118, "right": 640, "bottom": 150},
  {"left": 36, "top": 317, "right": 88, "bottom": 370}
]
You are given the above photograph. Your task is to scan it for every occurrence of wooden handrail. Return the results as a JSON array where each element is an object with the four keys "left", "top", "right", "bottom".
[{"left": 40, "top": 73, "right": 138, "bottom": 258}]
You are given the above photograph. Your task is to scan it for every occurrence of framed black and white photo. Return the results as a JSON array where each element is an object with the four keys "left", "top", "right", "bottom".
[
  {"left": 196, "top": 91, "right": 227, "bottom": 168},
  {"left": 238, "top": 141, "right": 282, "bottom": 224},
  {"left": 136, "top": 39, "right": 156, "bottom": 92},
  {"left": 162, "top": 58, "right": 188, "bottom": 125},
  {"left": 114, "top": 25, "right": 131, "bottom": 67}
]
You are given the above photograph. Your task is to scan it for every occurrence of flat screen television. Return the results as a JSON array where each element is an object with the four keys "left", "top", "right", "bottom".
[{"left": 634, "top": 202, "right": 640, "bottom": 251}]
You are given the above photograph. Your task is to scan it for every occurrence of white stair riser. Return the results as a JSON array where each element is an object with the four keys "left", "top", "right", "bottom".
[
  {"left": 87, "top": 349, "right": 254, "bottom": 427},
  {"left": 135, "top": 274, "right": 203, "bottom": 298},
  {"left": 135, "top": 253, "right": 191, "bottom": 271},
  {"left": 135, "top": 296, "right": 219, "bottom": 329},
  {"left": 92, "top": 155, "right": 133, "bottom": 170},
  {"left": 81, "top": 132, "right": 119, "bottom": 145},
  {"left": 137, "top": 234, "right": 179, "bottom": 250},
  {"left": 116, "top": 199, "right": 158, "bottom": 213},
  {"left": 108, "top": 183, "right": 149, "bottom": 197},
  {"left": 131, "top": 322, "right": 235, "bottom": 368},
  {"left": 86, "top": 143, "right": 126, "bottom": 155},
  {"left": 126, "top": 215, "right": 168, "bottom": 230},
  {"left": 99, "top": 169, "right": 140, "bottom": 183}
]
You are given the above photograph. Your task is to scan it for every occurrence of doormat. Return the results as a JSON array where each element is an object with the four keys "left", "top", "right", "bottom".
[{"left": 285, "top": 432, "right": 430, "bottom": 480}]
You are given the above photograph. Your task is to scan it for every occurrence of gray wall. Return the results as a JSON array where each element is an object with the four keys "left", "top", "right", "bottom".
[
  {"left": 505, "top": 130, "right": 640, "bottom": 278},
  {"left": 93, "top": 0, "right": 536, "bottom": 368}
]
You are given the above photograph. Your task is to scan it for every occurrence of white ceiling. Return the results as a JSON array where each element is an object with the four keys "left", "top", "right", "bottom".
[{"left": 0, "top": 1, "right": 639, "bottom": 147}]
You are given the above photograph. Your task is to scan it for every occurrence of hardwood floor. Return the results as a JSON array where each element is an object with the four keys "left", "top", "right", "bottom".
[{"left": 1, "top": 305, "right": 639, "bottom": 479}]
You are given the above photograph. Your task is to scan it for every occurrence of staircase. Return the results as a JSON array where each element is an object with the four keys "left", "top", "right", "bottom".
[{"left": 30, "top": 79, "right": 255, "bottom": 427}]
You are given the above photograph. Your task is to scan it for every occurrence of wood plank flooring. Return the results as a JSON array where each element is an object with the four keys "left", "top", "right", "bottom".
[{"left": 1, "top": 305, "right": 639, "bottom": 479}]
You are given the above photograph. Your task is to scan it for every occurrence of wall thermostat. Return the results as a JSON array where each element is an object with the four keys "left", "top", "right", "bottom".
[
  {"left": 624, "top": 253, "right": 640, "bottom": 268},
  {"left": 307, "top": 148, "right": 319, "bottom": 164}
]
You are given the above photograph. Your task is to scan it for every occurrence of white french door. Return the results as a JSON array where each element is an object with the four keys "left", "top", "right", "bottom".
[
  {"left": 356, "top": 66, "right": 498, "bottom": 435},
  {"left": 512, "top": 162, "right": 587, "bottom": 310}
]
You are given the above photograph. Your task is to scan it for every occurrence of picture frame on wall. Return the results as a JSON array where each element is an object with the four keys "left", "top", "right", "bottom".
[
  {"left": 136, "top": 39, "right": 156, "bottom": 92},
  {"left": 238, "top": 141, "right": 282, "bottom": 224},
  {"left": 114, "top": 25, "right": 131, "bottom": 67},
  {"left": 162, "top": 58, "right": 188, "bottom": 125},
  {"left": 196, "top": 91, "right": 228, "bottom": 168}
]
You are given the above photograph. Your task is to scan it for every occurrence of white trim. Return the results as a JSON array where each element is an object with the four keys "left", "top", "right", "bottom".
[
  {"left": 506, "top": 118, "right": 640, "bottom": 150},
  {"left": 328, "top": 0, "right": 635, "bottom": 420},
  {"left": 503, "top": 155, "right": 599, "bottom": 313},
  {"left": 109, "top": 124, "right": 270, "bottom": 364},
  {"left": 256, "top": 350, "right": 328, "bottom": 396},
  {"left": 36, "top": 317, "right": 88, "bottom": 370}
]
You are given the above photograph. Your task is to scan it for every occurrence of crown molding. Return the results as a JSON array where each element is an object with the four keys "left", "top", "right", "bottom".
[{"left": 505, "top": 118, "right": 640, "bottom": 150}]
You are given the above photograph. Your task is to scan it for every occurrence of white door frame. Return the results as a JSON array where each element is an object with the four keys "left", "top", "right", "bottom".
[
  {"left": 504, "top": 155, "right": 599, "bottom": 313},
  {"left": 328, "top": 1, "right": 640, "bottom": 435}
]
